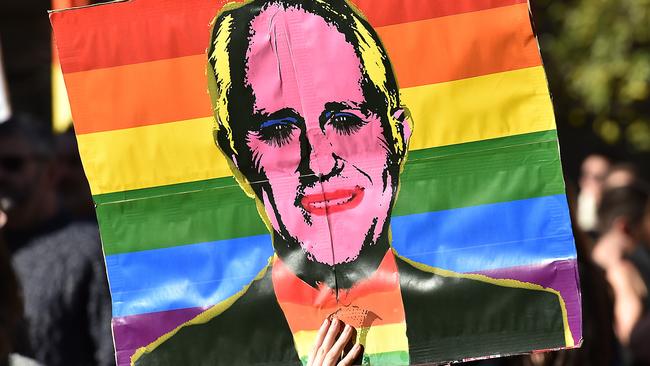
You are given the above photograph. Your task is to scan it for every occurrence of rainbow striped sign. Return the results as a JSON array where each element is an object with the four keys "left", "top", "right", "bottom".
[{"left": 51, "top": 0, "right": 581, "bottom": 365}]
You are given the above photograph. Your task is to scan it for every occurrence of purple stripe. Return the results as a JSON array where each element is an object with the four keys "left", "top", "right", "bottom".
[
  {"left": 113, "top": 306, "right": 208, "bottom": 366},
  {"left": 112, "top": 259, "right": 581, "bottom": 365},
  {"left": 472, "top": 259, "right": 582, "bottom": 346}
]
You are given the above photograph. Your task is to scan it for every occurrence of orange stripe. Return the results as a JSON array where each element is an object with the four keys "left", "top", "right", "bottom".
[
  {"left": 65, "top": 55, "right": 213, "bottom": 134},
  {"left": 276, "top": 291, "right": 406, "bottom": 331},
  {"left": 66, "top": 4, "right": 538, "bottom": 134},
  {"left": 378, "top": 3, "right": 540, "bottom": 87}
]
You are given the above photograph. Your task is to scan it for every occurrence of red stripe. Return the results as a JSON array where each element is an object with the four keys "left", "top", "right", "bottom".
[
  {"left": 51, "top": 0, "right": 526, "bottom": 73},
  {"left": 51, "top": 0, "right": 226, "bottom": 74},
  {"left": 351, "top": 0, "right": 527, "bottom": 28}
]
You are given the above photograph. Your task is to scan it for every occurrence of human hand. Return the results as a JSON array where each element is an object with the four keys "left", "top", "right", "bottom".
[
  {"left": 307, "top": 318, "right": 363, "bottom": 366},
  {"left": 607, "top": 260, "right": 645, "bottom": 344}
]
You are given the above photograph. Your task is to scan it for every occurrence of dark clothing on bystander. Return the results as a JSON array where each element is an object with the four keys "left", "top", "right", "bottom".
[{"left": 6, "top": 215, "right": 114, "bottom": 366}]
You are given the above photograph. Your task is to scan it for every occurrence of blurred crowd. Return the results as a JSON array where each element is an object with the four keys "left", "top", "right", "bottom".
[
  {"left": 1, "top": 114, "right": 114, "bottom": 366},
  {"left": 0, "top": 8, "right": 649, "bottom": 366},
  {"left": 573, "top": 154, "right": 650, "bottom": 365}
]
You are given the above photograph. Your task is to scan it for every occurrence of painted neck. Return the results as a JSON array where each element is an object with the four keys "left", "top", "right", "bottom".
[{"left": 272, "top": 230, "right": 391, "bottom": 291}]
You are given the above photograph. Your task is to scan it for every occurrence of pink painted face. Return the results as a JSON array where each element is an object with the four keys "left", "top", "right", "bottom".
[{"left": 242, "top": 6, "right": 403, "bottom": 266}]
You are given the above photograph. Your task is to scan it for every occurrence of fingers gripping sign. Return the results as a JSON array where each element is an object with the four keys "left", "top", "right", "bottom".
[{"left": 308, "top": 319, "right": 363, "bottom": 366}]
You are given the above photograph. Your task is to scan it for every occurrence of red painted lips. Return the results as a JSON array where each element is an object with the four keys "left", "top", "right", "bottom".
[{"left": 300, "top": 186, "right": 365, "bottom": 216}]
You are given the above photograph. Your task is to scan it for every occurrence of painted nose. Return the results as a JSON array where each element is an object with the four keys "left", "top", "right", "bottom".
[{"left": 303, "top": 129, "right": 343, "bottom": 181}]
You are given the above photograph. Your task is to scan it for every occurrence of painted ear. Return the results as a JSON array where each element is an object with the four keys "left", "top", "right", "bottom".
[{"left": 392, "top": 108, "right": 412, "bottom": 150}]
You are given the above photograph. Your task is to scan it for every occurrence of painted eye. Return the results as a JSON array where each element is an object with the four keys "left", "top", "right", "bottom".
[
  {"left": 327, "top": 112, "right": 366, "bottom": 135},
  {"left": 258, "top": 117, "right": 298, "bottom": 147}
]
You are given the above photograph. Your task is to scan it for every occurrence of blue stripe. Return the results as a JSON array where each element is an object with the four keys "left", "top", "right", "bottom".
[
  {"left": 391, "top": 194, "right": 576, "bottom": 272},
  {"left": 106, "top": 194, "right": 575, "bottom": 317},
  {"left": 106, "top": 235, "right": 274, "bottom": 317}
]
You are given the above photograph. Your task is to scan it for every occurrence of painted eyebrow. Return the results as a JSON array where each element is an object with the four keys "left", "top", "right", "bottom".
[
  {"left": 260, "top": 116, "right": 299, "bottom": 128},
  {"left": 252, "top": 108, "right": 302, "bottom": 128}
]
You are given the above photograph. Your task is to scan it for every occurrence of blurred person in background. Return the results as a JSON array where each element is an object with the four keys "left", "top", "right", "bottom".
[
  {"left": 0, "top": 208, "right": 40, "bottom": 366},
  {"left": 55, "top": 127, "right": 95, "bottom": 222},
  {"left": 604, "top": 163, "right": 640, "bottom": 190},
  {"left": 594, "top": 185, "right": 650, "bottom": 354},
  {"left": 577, "top": 154, "right": 611, "bottom": 236},
  {"left": 627, "top": 184, "right": 650, "bottom": 366},
  {"left": 0, "top": 114, "right": 114, "bottom": 366},
  {"left": 629, "top": 312, "right": 650, "bottom": 365},
  {"left": 0, "top": 205, "right": 20, "bottom": 365}
]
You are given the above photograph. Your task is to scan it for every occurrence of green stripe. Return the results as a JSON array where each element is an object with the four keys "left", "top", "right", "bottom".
[
  {"left": 299, "top": 350, "right": 409, "bottom": 366},
  {"left": 96, "top": 130, "right": 564, "bottom": 255},
  {"left": 393, "top": 131, "right": 562, "bottom": 216},
  {"left": 407, "top": 129, "right": 557, "bottom": 161},
  {"left": 365, "top": 350, "right": 410, "bottom": 365},
  {"left": 97, "top": 183, "right": 268, "bottom": 255}
]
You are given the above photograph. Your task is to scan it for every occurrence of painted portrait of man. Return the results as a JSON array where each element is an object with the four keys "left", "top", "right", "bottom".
[{"left": 132, "top": 0, "right": 571, "bottom": 364}]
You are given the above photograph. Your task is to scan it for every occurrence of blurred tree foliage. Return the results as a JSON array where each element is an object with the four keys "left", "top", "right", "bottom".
[{"left": 532, "top": 0, "right": 650, "bottom": 152}]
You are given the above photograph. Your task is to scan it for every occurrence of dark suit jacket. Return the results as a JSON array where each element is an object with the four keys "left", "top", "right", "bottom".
[{"left": 133, "top": 255, "right": 568, "bottom": 365}]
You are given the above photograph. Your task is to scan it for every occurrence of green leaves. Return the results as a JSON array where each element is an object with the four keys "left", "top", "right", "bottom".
[{"left": 534, "top": 0, "right": 650, "bottom": 151}]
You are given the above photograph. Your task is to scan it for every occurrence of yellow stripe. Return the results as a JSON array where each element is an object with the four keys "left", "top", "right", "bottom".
[
  {"left": 405, "top": 66, "right": 555, "bottom": 150},
  {"left": 77, "top": 117, "right": 231, "bottom": 195},
  {"left": 79, "top": 66, "right": 555, "bottom": 195},
  {"left": 292, "top": 322, "right": 409, "bottom": 359}
]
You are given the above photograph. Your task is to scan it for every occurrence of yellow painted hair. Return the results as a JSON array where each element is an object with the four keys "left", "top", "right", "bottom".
[{"left": 207, "top": 0, "right": 408, "bottom": 164}]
